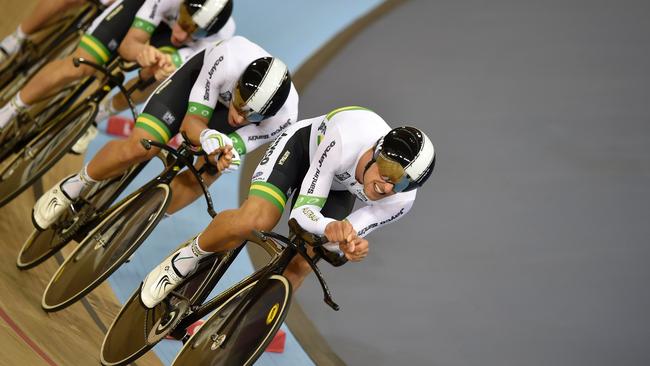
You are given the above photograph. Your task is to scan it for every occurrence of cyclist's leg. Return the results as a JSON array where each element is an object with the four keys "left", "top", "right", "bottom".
[
  {"left": 282, "top": 190, "right": 356, "bottom": 289},
  {"left": 197, "top": 120, "right": 316, "bottom": 253},
  {"left": 0, "top": 0, "right": 85, "bottom": 60},
  {"left": 166, "top": 103, "right": 230, "bottom": 215},
  {"left": 0, "top": 0, "right": 139, "bottom": 129},
  {"left": 105, "top": 23, "right": 180, "bottom": 113},
  {"left": 140, "top": 120, "right": 314, "bottom": 307},
  {"left": 20, "top": 0, "right": 86, "bottom": 35}
]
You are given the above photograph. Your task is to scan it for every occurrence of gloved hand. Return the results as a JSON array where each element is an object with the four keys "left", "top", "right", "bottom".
[
  {"left": 223, "top": 148, "right": 241, "bottom": 173},
  {"left": 199, "top": 129, "right": 241, "bottom": 173},
  {"left": 199, "top": 129, "right": 233, "bottom": 155}
]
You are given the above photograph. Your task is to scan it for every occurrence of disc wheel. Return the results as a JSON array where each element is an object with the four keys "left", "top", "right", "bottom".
[
  {"left": 41, "top": 184, "right": 170, "bottom": 312},
  {"left": 173, "top": 275, "right": 292, "bottom": 366},
  {"left": 100, "top": 254, "right": 222, "bottom": 366}
]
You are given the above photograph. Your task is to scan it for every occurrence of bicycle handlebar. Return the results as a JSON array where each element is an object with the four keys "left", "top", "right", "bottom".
[
  {"left": 73, "top": 57, "right": 139, "bottom": 121},
  {"left": 140, "top": 138, "right": 219, "bottom": 218}
]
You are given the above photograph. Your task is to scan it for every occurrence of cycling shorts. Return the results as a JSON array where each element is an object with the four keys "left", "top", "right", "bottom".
[
  {"left": 134, "top": 49, "right": 231, "bottom": 143},
  {"left": 79, "top": 0, "right": 173, "bottom": 65},
  {"left": 249, "top": 123, "right": 355, "bottom": 218}
]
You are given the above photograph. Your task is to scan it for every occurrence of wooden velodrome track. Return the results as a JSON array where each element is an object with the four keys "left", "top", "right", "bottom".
[
  {"left": 0, "top": 1, "right": 161, "bottom": 365},
  {"left": 0, "top": 1, "right": 402, "bottom": 364}
]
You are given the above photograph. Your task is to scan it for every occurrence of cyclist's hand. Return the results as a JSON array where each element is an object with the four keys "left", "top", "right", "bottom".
[
  {"left": 324, "top": 220, "right": 356, "bottom": 245},
  {"left": 136, "top": 45, "right": 166, "bottom": 68},
  {"left": 199, "top": 129, "right": 233, "bottom": 155},
  {"left": 340, "top": 236, "right": 369, "bottom": 262},
  {"left": 212, "top": 145, "right": 232, "bottom": 171},
  {"left": 153, "top": 59, "right": 175, "bottom": 80},
  {"left": 223, "top": 148, "right": 241, "bottom": 173}
]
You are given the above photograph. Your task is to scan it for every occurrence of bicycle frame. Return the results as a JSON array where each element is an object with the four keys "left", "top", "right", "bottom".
[{"left": 168, "top": 220, "right": 342, "bottom": 345}]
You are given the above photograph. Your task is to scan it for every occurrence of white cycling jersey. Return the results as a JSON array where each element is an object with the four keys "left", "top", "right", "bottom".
[
  {"left": 289, "top": 107, "right": 417, "bottom": 238},
  {"left": 134, "top": 0, "right": 236, "bottom": 62},
  {"left": 187, "top": 36, "right": 299, "bottom": 155}
]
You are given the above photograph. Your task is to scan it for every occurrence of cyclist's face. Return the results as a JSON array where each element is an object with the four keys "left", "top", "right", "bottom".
[
  {"left": 171, "top": 22, "right": 190, "bottom": 46},
  {"left": 227, "top": 102, "right": 252, "bottom": 128},
  {"left": 363, "top": 160, "right": 397, "bottom": 201}
]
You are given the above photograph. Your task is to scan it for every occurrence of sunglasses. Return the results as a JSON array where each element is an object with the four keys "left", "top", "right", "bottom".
[
  {"left": 178, "top": 4, "right": 210, "bottom": 38},
  {"left": 375, "top": 152, "right": 411, "bottom": 193},
  {"left": 232, "top": 84, "right": 265, "bottom": 123}
]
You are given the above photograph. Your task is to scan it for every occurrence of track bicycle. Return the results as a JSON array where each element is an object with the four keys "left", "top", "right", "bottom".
[
  {"left": 0, "top": 0, "right": 104, "bottom": 105},
  {"left": 100, "top": 216, "right": 346, "bottom": 366},
  {"left": 15, "top": 59, "right": 152, "bottom": 269},
  {"left": 0, "top": 56, "right": 151, "bottom": 208},
  {"left": 41, "top": 135, "right": 220, "bottom": 312}
]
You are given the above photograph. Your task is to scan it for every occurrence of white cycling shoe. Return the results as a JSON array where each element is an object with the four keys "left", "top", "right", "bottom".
[
  {"left": 141, "top": 250, "right": 192, "bottom": 308},
  {"left": 32, "top": 177, "right": 74, "bottom": 230},
  {"left": 71, "top": 124, "right": 98, "bottom": 155}
]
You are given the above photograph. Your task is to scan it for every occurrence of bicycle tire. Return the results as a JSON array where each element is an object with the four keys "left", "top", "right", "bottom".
[
  {"left": 100, "top": 255, "right": 223, "bottom": 366},
  {"left": 172, "top": 274, "right": 292, "bottom": 366},
  {"left": 41, "top": 184, "right": 171, "bottom": 312},
  {"left": 0, "top": 102, "right": 95, "bottom": 208},
  {"left": 16, "top": 164, "right": 146, "bottom": 269}
]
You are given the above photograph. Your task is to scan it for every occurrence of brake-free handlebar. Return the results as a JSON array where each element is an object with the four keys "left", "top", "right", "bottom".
[
  {"left": 72, "top": 57, "right": 142, "bottom": 121},
  {"left": 140, "top": 138, "right": 218, "bottom": 218}
]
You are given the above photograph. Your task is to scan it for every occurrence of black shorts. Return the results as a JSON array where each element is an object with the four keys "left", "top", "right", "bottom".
[
  {"left": 134, "top": 49, "right": 234, "bottom": 143},
  {"left": 249, "top": 123, "right": 356, "bottom": 219},
  {"left": 78, "top": 0, "right": 173, "bottom": 65}
]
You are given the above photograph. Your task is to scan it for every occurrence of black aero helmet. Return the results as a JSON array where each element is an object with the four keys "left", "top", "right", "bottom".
[
  {"left": 181, "top": 0, "right": 233, "bottom": 38},
  {"left": 375, "top": 126, "right": 436, "bottom": 192},
  {"left": 234, "top": 57, "right": 291, "bottom": 122}
]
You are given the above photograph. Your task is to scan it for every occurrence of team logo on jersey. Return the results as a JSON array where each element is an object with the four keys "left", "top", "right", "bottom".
[
  {"left": 317, "top": 120, "right": 327, "bottom": 145},
  {"left": 108, "top": 39, "right": 118, "bottom": 51},
  {"left": 335, "top": 172, "right": 351, "bottom": 181},
  {"left": 278, "top": 151, "right": 291, "bottom": 165},
  {"left": 219, "top": 91, "right": 232, "bottom": 102},
  {"left": 302, "top": 207, "right": 320, "bottom": 221},
  {"left": 162, "top": 111, "right": 175, "bottom": 124},
  {"left": 251, "top": 171, "right": 263, "bottom": 180}
]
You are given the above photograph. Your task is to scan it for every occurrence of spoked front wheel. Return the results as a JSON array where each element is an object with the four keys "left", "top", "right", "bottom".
[
  {"left": 173, "top": 275, "right": 292, "bottom": 366},
  {"left": 41, "top": 184, "right": 171, "bottom": 312}
]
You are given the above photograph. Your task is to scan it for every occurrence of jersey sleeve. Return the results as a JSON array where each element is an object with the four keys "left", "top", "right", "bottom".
[
  {"left": 345, "top": 196, "right": 415, "bottom": 238},
  {"left": 288, "top": 125, "right": 343, "bottom": 235},
  {"left": 186, "top": 42, "right": 228, "bottom": 121},
  {"left": 132, "top": 0, "right": 169, "bottom": 34}
]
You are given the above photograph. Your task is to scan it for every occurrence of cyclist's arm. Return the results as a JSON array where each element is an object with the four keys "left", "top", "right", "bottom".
[
  {"left": 181, "top": 46, "right": 226, "bottom": 143},
  {"left": 229, "top": 114, "right": 295, "bottom": 156},
  {"left": 289, "top": 128, "right": 343, "bottom": 235},
  {"left": 118, "top": 0, "right": 166, "bottom": 61},
  {"left": 345, "top": 195, "right": 415, "bottom": 238},
  {"left": 180, "top": 46, "right": 228, "bottom": 144}
]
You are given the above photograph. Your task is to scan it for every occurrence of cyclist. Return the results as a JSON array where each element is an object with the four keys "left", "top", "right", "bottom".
[
  {"left": 0, "top": 0, "right": 235, "bottom": 153},
  {"left": 32, "top": 35, "right": 299, "bottom": 231},
  {"left": 139, "top": 106, "right": 436, "bottom": 308},
  {"left": 0, "top": 0, "right": 116, "bottom": 63}
]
